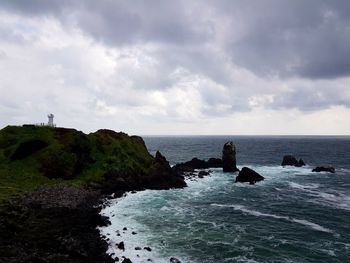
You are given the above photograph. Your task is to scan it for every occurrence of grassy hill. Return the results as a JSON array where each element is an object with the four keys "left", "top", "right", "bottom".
[{"left": 0, "top": 125, "right": 183, "bottom": 202}]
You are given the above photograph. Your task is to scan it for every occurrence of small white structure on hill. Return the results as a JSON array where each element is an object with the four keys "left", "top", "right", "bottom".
[{"left": 47, "top": 114, "right": 55, "bottom": 127}]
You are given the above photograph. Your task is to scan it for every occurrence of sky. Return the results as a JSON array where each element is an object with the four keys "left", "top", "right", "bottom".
[{"left": 0, "top": 0, "right": 350, "bottom": 135}]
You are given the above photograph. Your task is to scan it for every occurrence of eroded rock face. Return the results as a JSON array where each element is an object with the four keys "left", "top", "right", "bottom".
[
  {"left": 222, "top": 142, "right": 239, "bottom": 172},
  {"left": 312, "top": 166, "right": 335, "bottom": 173},
  {"left": 281, "top": 155, "right": 306, "bottom": 167},
  {"left": 235, "top": 167, "right": 264, "bottom": 184}
]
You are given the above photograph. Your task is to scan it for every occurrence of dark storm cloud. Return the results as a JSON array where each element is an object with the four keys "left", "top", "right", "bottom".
[
  {"left": 1, "top": 0, "right": 350, "bottom": 116},
  {"left": 218, "top": 0, "right": 350, "bottom": 79},
  {"left": 0, "top": 0, "right": 210, "bottom": 46},
  {"left": 2, "top": 0, "right": 350, "bottom": 80}
]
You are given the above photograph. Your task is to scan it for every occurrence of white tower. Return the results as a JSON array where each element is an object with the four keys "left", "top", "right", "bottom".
[{"left": 47, "top": 114, "right": 54, "bottom": 127}]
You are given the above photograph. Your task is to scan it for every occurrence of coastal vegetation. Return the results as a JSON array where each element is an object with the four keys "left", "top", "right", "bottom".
[{"left": 0, "top": 125, "right": 183, "bottom": 202}]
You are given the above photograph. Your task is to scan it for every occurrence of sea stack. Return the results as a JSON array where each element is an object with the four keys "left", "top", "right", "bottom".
[{"left": 222, "top": 141, "right": 239, "bottom": 172}]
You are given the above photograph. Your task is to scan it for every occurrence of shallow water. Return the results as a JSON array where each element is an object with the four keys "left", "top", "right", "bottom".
[{"left": 99, "top": 136, "right": 350, "bottom": 263}]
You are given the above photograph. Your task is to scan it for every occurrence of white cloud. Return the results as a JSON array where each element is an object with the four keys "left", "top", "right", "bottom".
[{"left": 0, "top": 2, "right": 349, "bottom": 135}]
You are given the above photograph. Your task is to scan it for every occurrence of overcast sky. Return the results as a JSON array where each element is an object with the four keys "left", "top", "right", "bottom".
[{"left": 0, "top": 0, "right": 349, "bottom": 135}]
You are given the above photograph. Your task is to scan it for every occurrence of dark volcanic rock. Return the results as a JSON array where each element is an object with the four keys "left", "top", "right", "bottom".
[
  {"left": 0, "top": 185, "right": 114, "bottom": 263},
  {"left": 170, "top": 257, "right": 182, "bottom": 263},
  {"left": 147, "top": 151, "right": 187, "bottom": 189},
  {"left": 122, "top": 258, "right": 132, "bottom": 263},
  {"left": 207, "top": 158, "right": 223, "bottom": 167},
  {"left": 172, "top": 157, "right": 222, "bottom": 175},
  {"left": 222, "top": 142, "right": 239, "bottom": 172},
  {"left": 117, "top": 241, "right": 125, "bottom": 251},
  {"left": 281, "top": 155, "right": 306, "bottom": 167},
  {"left": 312, "top": 166, "right": 335, "bottom": 173},
  {"left": 235, "top": 167, "right": 264, "bottom": 184},
  {"left": 144, "top": 246, "right": 152, "bottom": 251},
  {"left": 101, "top": 151, "right": 186, "bottom": 193},
  {"left": 198, "top": 170, "right": 210, "bottom": 178}
]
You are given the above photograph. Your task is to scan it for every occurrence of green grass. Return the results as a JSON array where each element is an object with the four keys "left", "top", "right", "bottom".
[{"left": 0, "top": 126, "right": 155, "bottom": 202}]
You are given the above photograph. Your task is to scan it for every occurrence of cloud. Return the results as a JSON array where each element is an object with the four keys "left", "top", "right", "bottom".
[{"left": 0, "top": 1, "right": 349, "bottom": 134}]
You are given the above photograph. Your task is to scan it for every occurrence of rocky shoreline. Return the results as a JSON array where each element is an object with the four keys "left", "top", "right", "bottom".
[
  {"left": 0, "top": 185, "right": 115, "bottom": 263},
  {"left": 0, "top": 127, "right": 337, "bottom": 263}
]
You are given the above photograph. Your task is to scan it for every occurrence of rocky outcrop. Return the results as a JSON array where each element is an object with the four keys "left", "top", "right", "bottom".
[
  {"left": 222, "top": 142, "right": 239, "bottom": 172},
  {"left": 312, "top": 166, "right": 335, "bottom": 173},
  {"left": 235, "top": 167, "right": 264, "bottom": 184},
  {"left": 281, "top": 155, "right": 306, "bottom": 167},
  {"left": 172, "top": 157, "right": 222, "bottom": 177}
]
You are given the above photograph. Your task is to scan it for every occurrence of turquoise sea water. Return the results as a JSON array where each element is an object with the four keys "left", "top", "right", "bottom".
[{"left": 99, "top": 136, "right": 350, "bottom": 263}]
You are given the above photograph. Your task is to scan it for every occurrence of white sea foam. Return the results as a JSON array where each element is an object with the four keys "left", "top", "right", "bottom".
[
  {"left": 291, "top": 219, "right": 333, "bottom": 233},
  {"left": 289, "top": 182, "right": 350, "bottom": 211},
  {"left": 211, "top": 203, "right": 333, "bottom": 233}
]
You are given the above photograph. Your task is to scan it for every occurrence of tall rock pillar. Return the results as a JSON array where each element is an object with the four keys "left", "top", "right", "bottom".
[{"left": 222, "top": 141, "right": 239, "bottom": 172}]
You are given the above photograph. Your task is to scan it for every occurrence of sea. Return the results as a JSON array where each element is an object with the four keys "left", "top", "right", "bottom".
[{"left": 99, "top": 136, "right": 350, "bottom": 263}]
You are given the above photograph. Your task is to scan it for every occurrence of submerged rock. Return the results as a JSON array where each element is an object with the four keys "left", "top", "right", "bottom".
[
  {"left": 144, "top": 246, "right": 152, "bottom": 251},
  {"left": 281, "top": 155, "right": 306, "bottom": 167},
  {"left": 198, "top": 170, "right": 210, "bottom": 178},
  {"left": 222, "top": 142, "right": 239, "bottom": 172},
  {"left": 117, "top": 241, "right": 125, "bottom": 251},
  {"left": 235, "top": 167, "right": 264, "bottom": 184},
  {"left": 312, "top": 166, "right": 335, "bottom": 173},
  {"left": 298, "top": 158, "right": 306, "bottom": 166},
  {"left": 170, "top": 257, "right": 182, "bottom": 263}
]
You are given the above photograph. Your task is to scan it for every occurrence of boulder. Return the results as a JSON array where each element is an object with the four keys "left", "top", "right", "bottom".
[
  {"left": 122, "top": 259, "right": 132, "bottom": 263},
  {"left": 170, "top": 258, "right": 182, "bottom": 263},
  {"left": 281, "top": 155, "right": 305, "bottom": 167},
  {"left": 117, "top": 241, "right": 125, "bottom": 251},
  {"left": 235, "top": 167, "right": 264, "bottom": 184},
  {"left": 144, "top": 246, "right": 152, "bottom": 251},
  {"left": 198, "top": 170, "right": 210, "bottom": 178},
  {"left": 312, "top": 166, "right": 335, "bottom": 173},
  {"left": 222, "top": 142, "right": 239, "bottom": 172}
]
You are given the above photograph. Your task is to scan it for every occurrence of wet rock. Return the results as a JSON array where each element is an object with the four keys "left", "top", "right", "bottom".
[
  {"left": 281, "top": 155, "right": 305, "bottom": 167},
  {"left": 312, "top": 166, "right": 335, "bottom": 173},
  {"left": 207, "top": 158, "right": 223, "bottom": 167},
  {"left": 132, "top": 231, "right": 137, "bottom": 235},
  {"left": 122, "top": 258, "right": 132, "bottom": 263},
  {"left": 222, "top": 142, "right": 239, "bottom": 172},
  {"left": 117, "top": 241, "right": 125, "bottom": 251},
  {"left": 170, "top": 257, "right": 182, "bottom": 263},
  {"left": 147, "top": 151, "right": 187, "bottom": 189},
  {"left": 135, "top": 247, "right": 142, "bottom": 250},
  {"left": 235, "top": 167, "right": 264, "bottom": 184},
  {"left": 172, "top": 157, "right": 222, "bottom": 176},
  {"left": 144, "top": 246, "right": 152, "bottom": 251},
  {"left": 198, "top": 170, "right": 210, "bottom": 178},
  {"left": 123, "top": 227, "right": 127, "bottom": 231}
]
